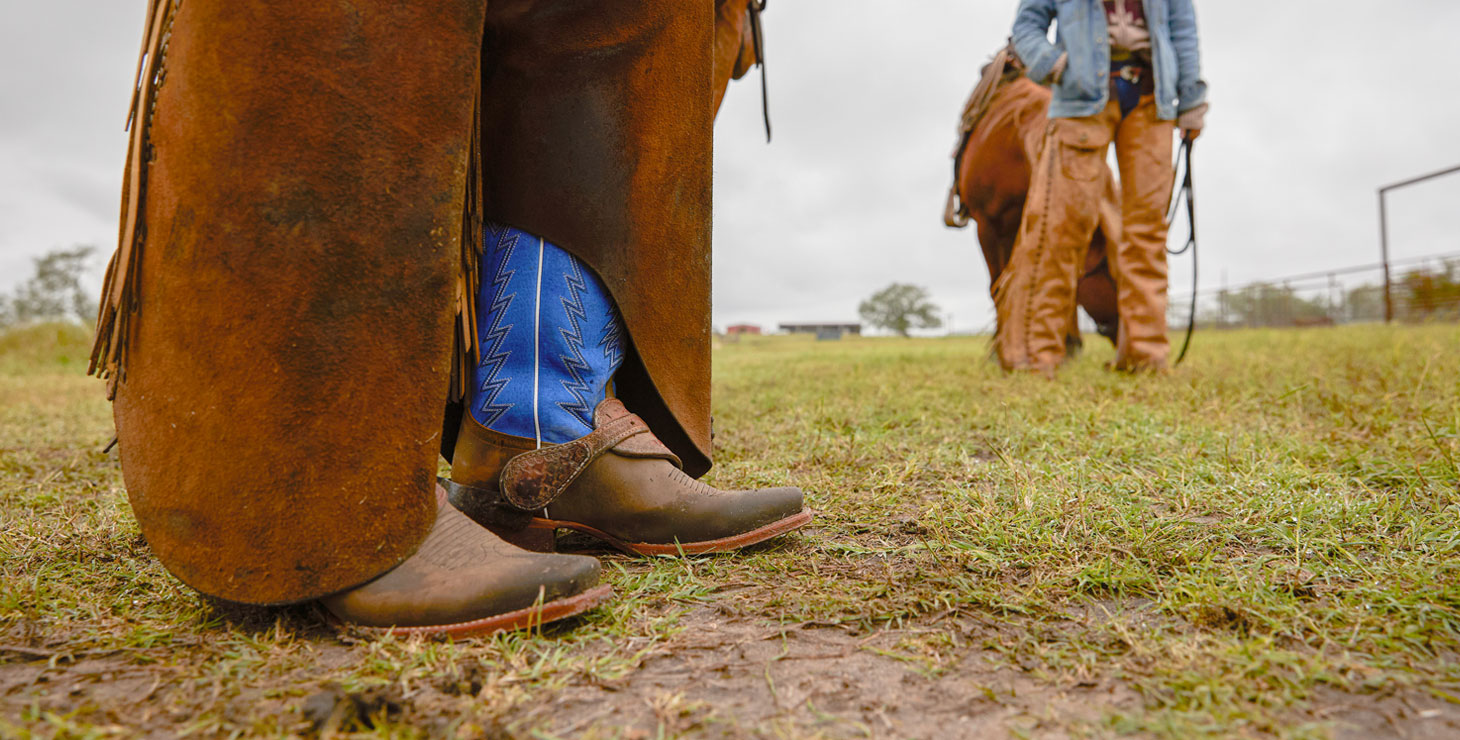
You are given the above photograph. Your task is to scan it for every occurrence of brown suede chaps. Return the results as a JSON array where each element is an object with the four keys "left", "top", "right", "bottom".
[
  {"left": 93, "top": 1, "right": 715, "bottom": 606},
  {"left": 994, "top": 96, "right": 1175, "bottom": 374}
]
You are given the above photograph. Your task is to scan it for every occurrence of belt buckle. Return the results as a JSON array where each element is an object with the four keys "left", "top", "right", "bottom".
[{"left": 1118, "top": 66, "right": 1142, "bottom": 84}]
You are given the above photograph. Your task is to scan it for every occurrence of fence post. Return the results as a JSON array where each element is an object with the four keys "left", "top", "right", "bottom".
[
  {"left": 1379, "top": 190, "right": 1393, "bottom": 322},
  {"left": 1378, "top": 163, "right": 1460, "bottom": 323}
]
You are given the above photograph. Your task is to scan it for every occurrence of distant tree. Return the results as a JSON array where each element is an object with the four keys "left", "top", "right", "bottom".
[
  {"left": 1401, "top": 260, "right": 1460, "bottom": 319},
  {"left": 1221, "top": 282, "right": 1328, "bottom": 327},
  {"left": 0, "top": 246, "right": 99, "bottom": 328},
  {"left": 858, "top": 283, "right": 943, "bottom": 337},
  {"left": 1344, "top": 284, "right": 1384, "bottom": 323}
]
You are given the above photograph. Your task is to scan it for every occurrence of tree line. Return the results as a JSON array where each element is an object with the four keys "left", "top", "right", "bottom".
[
  {"left": 0, "top": 247, "right": 99, "bottom": 328},
  {"left": 1196, "top": 260, "right": 1460, "bottom": 327}
]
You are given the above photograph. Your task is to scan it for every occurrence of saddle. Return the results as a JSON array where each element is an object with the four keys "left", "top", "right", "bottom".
[
  {"left": 954, "top": 41, "right": 1025, "bottom": 146},
  {"left": 944, "top": 42, "right": 1024, "bottom": 228}
]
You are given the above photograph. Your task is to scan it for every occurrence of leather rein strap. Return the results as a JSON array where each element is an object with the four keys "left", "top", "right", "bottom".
[
  {"left": 1166, "top": 134, "right": 1198, "bottom": 365},
  {"left": 748, "top": 0, "right": 771, "bottom": 142}
]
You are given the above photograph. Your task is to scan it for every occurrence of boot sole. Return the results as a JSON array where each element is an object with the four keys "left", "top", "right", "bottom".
[
  {"left": 319, "top": 583, "right": 612, "bottom": 638},
  {"left": 526, "top": 509, "right": 814, "bottom": 556}
]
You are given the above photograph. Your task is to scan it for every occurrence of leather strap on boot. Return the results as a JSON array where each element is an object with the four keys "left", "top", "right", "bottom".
[{"left": 499, "top": 399, "right": 680, "bottom": 510}]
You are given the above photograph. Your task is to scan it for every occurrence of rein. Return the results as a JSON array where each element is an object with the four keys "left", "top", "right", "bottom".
[
  {"left": 748, "top": 0, "right": 771, "bottom": 142},
  {"left": 1165, "top": 134, "right": 1198, "bottom": 365}
]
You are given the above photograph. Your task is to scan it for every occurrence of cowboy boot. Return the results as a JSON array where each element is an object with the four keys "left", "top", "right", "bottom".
[
  {"left": 450, "top": 225, "right": 808, "bottom": 556},
  {"left": 448, "top": 399, "right": 810, "bottom": 556},
  {"left": 321, "top": 485, "right": 610, "bottom": 637}
]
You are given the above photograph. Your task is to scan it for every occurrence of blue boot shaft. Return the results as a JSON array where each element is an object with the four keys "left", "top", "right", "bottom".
[{"left": 469, "top": 223, "right": 625, "bottom": 445}]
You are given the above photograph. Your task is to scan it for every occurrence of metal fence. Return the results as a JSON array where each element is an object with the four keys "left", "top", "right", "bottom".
[{"left": 1166, "top": 251, "right": 1460, "bottom": 329}]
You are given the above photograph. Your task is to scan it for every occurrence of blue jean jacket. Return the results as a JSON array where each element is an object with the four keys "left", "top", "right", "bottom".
[{"left": 1012, "top": 0, "right": 1207, "bottom": 121}]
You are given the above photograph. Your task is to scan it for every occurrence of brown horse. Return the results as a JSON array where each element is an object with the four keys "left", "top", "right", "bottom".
[
  {"left": 713, "top": 0, "right": 765, "bottom": 115},
  {"left": 944, "top": 47, "right": 1120, "bottom": 347}
]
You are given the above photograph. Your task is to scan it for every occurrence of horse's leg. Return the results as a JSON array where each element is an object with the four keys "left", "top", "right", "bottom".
[
  {"left": 976, "top": 219, "right": 1009, "bottom": 302},
  {"left": 1065, "top": 306, "right": 1084, "bottom": 358},
  {"left": 1079, "top": 228, "right": 1120, "bottom": 345}
]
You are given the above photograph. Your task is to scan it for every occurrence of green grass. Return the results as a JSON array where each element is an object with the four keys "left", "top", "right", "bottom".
[{"left": 1, "top": 322, "right": 1458, "bottom": 737}]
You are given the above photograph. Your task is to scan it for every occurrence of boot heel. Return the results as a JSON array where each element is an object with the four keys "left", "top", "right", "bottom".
[{"left": 490, "top": 522, "right": 557, "bottom": 552}]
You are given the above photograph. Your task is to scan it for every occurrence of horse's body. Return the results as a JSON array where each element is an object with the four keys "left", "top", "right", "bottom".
[{"left": 945, "top": 52, "right": 1120, "bottom": 345}]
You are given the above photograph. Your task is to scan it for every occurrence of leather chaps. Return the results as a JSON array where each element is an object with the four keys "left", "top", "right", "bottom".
[{"left": 93, "top": 1, "right": 714, "bottom": 605}]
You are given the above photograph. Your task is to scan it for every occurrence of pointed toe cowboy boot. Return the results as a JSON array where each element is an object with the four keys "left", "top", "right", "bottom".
[
  {"left": 321, "top": 486, "right": 611, "bottom": 637},
  {"left": 449, "top": 399, "right": 810, "bottom": 556},
  {"left": 448, "top": 225, "right": 809, "bottom": 557}
]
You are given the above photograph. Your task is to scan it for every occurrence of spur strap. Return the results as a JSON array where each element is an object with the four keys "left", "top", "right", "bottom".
[{"left": 499, "top": 402, "right": 673, "bottom": 510}]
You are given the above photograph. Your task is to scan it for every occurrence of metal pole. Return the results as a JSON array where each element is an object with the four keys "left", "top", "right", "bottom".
[
  {"left": 1284, "top": 280, "right": 1292, "bottom": 325},
  {"left": 1376, "top": 162, "right": 1460, "bottom": 324},
  {"left": 1379, "top": 163, "right": 1460, "bottom": 192},
  {"left": 1379, "top": 190, "right": 1392, "bottom": 322}
]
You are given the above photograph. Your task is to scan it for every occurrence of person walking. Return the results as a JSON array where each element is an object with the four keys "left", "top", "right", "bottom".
[{"left": 994, "top": 0, "right": 1207, "bottom": 375}]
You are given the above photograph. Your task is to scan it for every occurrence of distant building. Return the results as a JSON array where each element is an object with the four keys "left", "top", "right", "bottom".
[
  {"left": 726, "top": 324, "right": 762, "bottom": 336},
  {"left": 778, "top": 322, "right": 862, "bottom": 340}
]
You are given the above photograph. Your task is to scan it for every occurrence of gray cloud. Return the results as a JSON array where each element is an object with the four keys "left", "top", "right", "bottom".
[
  {"left": 4, "top": 1, "right": 1459, "bottom": 336},
  {"left": 0, "top": 1, "right": 137, "bottom": 287},
  {"left": 711, "top": 0, "right": 1460, "bottom": 332}
]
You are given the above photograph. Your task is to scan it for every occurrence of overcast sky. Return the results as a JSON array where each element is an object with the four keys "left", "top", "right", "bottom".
[{"left": 4, "top": 1, "right": 1459, "bottom": 335}]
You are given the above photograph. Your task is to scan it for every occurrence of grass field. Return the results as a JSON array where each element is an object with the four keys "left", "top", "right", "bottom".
[{"left": 1, "top": 322, "right": 1457, "bottom": 738}]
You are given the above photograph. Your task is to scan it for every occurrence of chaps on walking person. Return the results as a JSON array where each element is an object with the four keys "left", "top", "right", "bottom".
[{"left": 994, "top": 0, "right": 1208, "bottom": 375}]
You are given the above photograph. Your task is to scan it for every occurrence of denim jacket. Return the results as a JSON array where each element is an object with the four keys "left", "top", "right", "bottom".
[{"left": 1011, "top": 0, "right": 1207, "bottom": 121}]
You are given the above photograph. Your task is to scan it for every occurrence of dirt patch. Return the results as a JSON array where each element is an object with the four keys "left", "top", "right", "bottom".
[
  {"left": 515, "top": 606, "right": 1142, "bottom": 738},
  {"left": 0, "top": 604, "right": 1137, "bottom": 738},
  {"left": 1307, "top": 685, "right": 1460, "bottom": 740}
]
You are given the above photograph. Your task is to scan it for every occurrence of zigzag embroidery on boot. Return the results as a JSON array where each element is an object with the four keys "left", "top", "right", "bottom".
[{"left": 469, "top": 223, "right": 626, "bottom": 445}]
